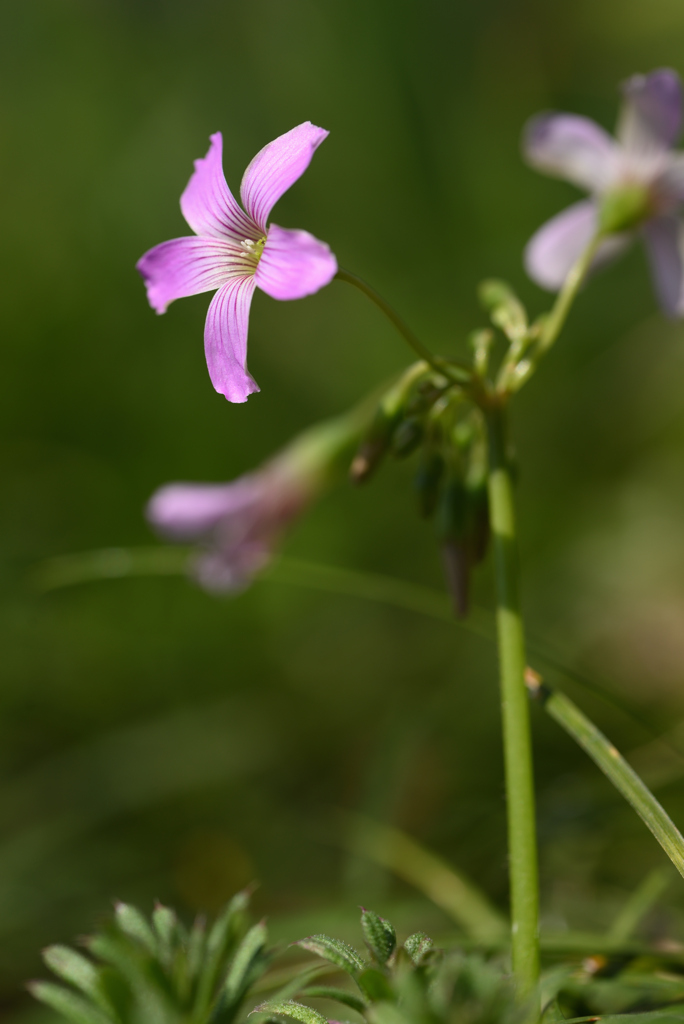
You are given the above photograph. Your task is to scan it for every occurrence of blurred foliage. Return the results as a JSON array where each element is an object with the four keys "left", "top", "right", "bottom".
[{"left": 6, "top": 0, "right": 684, "bottom": 1020}]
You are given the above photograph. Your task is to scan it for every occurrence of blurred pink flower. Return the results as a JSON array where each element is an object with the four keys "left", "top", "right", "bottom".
[
  {"left": 146, "top": 414, "right": 361, "bottom": 592},
  {"left": 137, "top": 123, "right": 337, "bottom": 402},
  {"left": 524, "top": 69, "right": 684, "bottom": 315}
]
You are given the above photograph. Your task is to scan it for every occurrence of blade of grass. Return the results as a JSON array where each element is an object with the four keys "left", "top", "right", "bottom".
[
  {"left": 528, "top": 676, "right": 684, "bottom": 880},
  {"left": 607, "top": 866, "right": 673, "bottom": 944},
  {"left": 342, "top": 813, "right": 508, "bottom": 944}
]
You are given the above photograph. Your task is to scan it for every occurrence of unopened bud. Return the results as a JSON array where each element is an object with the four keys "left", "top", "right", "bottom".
[
  {"left": 414, "top": 450, "right": 445, "bottom": 518},
  {"left": 478, "top": 279, "right": 528, "bottom": 342},
  {"left": 392, "top": 416, "right": 424, "bottom": 457}
]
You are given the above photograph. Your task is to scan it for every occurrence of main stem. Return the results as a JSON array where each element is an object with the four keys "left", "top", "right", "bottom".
[{"left": 486, "top": 399, "right": 539, "bottom": 997}]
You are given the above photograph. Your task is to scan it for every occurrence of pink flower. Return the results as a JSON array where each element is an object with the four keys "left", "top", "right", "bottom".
[
  {"left": 523, "top": 69, "right": 684, "bottom": 315},
  {"left": 147, "top": 463, "right": 311, "bottom": 592},
  {"left": 137, "top": 123, "right": 338, "bottom": 402},
  {"left": 146, "top": 414, "right": 361, "bottom": 593}
]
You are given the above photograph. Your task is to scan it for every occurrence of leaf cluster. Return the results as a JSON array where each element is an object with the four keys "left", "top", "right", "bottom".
[
  {"left": 30, "top": 890, "right": 272, "bottom": 1024},
  {"left": 257, "top": 909, "right": 522, "bottom": 1024}
]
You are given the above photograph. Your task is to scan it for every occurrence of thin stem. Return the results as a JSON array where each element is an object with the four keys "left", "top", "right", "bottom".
[
  {"left": 537, "top": 234, "right": 601, "bottom": 356},
  {"left": 485, "top": 400, "right": 539, "bottom": 997},
  {"left": 509, "top": 234, "right": 602, "bottom": 393},
  {"left": 335, "top": 268, "right": 472, "bottom": 387}
]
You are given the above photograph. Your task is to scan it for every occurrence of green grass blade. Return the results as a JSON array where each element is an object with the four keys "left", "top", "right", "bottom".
[{"left": 535, "top": 682, "right": 684, "bottom": 879}]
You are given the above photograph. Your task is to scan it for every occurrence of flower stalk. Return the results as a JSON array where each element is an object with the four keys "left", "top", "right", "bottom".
[{"left": 485, "top": 399, "right": 540, "bottom": 998}]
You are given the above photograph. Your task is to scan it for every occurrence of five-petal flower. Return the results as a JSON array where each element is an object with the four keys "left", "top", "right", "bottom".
[
  {"left": 523, "top": 69, "right": 684, "bottom": 315},
  {"left": 137, "top": 123, "right": 338, "bottom": 402}
]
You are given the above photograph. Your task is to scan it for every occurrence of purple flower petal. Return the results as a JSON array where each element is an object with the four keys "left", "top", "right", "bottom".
[
  {"left": 240, "top": 122, "right": 329, "bottom": 233},
  {"left": 204, "top": 275, "right": 260, "bottom": 402},
  {"left": 255, "top": 224, "right": 338, "bottom": 300},
  {"left": 137, "top": 236, "right": 247, "bottom": 314},
  {"left": 146, "top": 480, "right": 259, "bottom": 539},
  {"left": 643, "top": 215, "right": 684, "bottom": 316},
  {"left": 524, "top": 199, "right": 631, "bottom": 290},
  {"left": 180, "top": 132, "right": 259, "bottom": 242},
  {"left": 523, "top": 114, "right": 617, "bottom": 191},
  {"left": 619, "top": 69, "right": 682, "bottom": 154},
  {"left": 193, "top": 542, "right": 271, "bottom": 594}
]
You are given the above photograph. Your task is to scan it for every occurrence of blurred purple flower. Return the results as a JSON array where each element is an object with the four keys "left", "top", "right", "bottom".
[
  {"left": 146, "top": 415, "right": 360, "bottom": 593},
  {"left": 148, "top": 462, "right": 312, "bottom": 592},
  {"left": 137, "top": 123, "right": 338, "bottom": 403},
  {"left": 524, "top": 69, "right": 684, "bottom": 315}
]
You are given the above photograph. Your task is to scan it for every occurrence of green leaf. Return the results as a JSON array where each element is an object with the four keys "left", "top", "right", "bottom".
[
  {"left": 360, "top": 911, "right": 396, "bottom": 965},
  {"left": 366, "top": 1001, "right": 410, "bottom": 1024},
  {"left": 194, "top": 891, "right": 250, "bottom": 1016},
  {"left": 114, "top": 902, "right": 158, "bottom": 956},
  {"left": 152, "top": 904, "right": 178, "bottom": 949},
  {"left": 300, "top": 985, "right": 367, "bottom": 1013},
  {"left": 28, "top": 982, "right": 115, "bottom": 1024},
  {"left": 251, "top": 1000, "right": 328, "bottom": 1024},
  {"left": 357, "top": 968, "right": 394, "bottom": 1003},
  {"left": 293, "top": 935, "right": 365, "bottom": 976},
  {"left": 403, "top": 933, "right": 433, "bottom": 965},
  {"left": 43, "top": 947, "right": 101, "bottom": 1001},
  {"left": 223, "top": 920, "right": 268, "bottom": 1005}
]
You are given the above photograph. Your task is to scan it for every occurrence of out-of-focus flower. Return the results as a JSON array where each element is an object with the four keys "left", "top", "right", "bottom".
[
  {"left": 146, "top": 413, "right": 361, "bottom": 592},
  {"left": 137, "top": 123, "right": 337, "bottom": 403},
  {"left": 524, "top": 69, "right": 684, "bottom": 315}
]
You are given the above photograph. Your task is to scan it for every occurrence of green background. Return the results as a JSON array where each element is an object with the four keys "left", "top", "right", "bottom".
[{"left": 4, "top": 0, "right": 684, "bottom": 1012}]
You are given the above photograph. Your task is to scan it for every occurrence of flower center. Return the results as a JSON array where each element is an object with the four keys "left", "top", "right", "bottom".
[{"left": 239, "top": 236, "right": 267, "bottom": 266}]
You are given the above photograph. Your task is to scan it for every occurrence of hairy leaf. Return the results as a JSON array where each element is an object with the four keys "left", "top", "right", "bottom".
[
  {"left": 360, "top": 911, "right": 396, "bottom": 965},
  {"left": 293, "top": 935, "right": 365, "bottom": 975},
  {"left": 251, "top": 1000, "right": 328, "bottom": 1024}
]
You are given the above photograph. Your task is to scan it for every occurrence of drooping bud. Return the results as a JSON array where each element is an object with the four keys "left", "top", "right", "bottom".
[
  {"left": 478, "top": 279, "right": 528, "bottom": 343},
  {"left": 392, "top": 415, "right": 424, "bottom": 458},
  {"left": 414, "top": 449, "right": 445, "bottom": 518},
  {"left": 350, "top": 362, "right": 432, "bottom": 483}
]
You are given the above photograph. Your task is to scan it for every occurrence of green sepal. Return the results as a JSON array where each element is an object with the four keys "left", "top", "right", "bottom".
[
  {"left": 357, "top": 967, "right": 395, "bottom": 1002},
  {"left": 478, "top": 279, "right": 527, "bottom": 342},
  {"left": 599, "top": 184, "right": 651, "bottom": 234},
  {"left": 28, "top": 983, "right": 115, "bottom": 1024},
  {"left": 299, "top": 985, "right": 368, "bottom": 1013},
  {"left": 360, "top": 910, "right": 396, "bottom": 965},
  {"left": 293, "top": 935, "right": 366, "bottom": 975},
  {"left": 251, "top": 1000, "right": 328, "bottom": 1024},
  {"left": 403, "top": 932, "right": 433, "bottom": 965}
]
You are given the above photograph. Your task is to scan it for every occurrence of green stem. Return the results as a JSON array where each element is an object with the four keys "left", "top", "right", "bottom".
[
  {"left": 532, "top": 679, "right": 684, "bottom": 880},
  {"left": 485, "top": 400, "right": 539, "bottom": 996},
  {"left": 509, "top": 234, "right": 601, "bottom": 393},
  {"left": 335, "top": 268, "right": 472, "bottom": 387}
]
